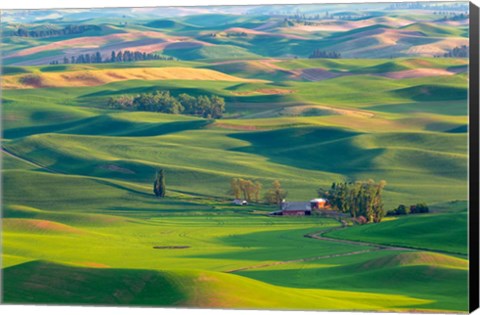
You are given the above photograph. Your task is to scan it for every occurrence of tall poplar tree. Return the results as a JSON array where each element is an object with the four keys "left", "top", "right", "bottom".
[{"left": 153, "top": 169, "right": 166, "bottom": 198}]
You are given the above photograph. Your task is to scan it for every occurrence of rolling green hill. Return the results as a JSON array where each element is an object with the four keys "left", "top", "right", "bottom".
[
  {"left": 4, "top": 260, "right": 436, "bottom": 310},
  {"left": 1, "top": 4, "right": 470, "bottom": 312},
  {"left": 237, "top": 250, "right": 468, "bottom": 311},
  {"left": 325, "top": 212, "right": 468, "bottom": 255}
]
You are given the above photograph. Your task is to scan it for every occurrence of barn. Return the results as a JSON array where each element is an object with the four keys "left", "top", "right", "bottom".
[
  {"left": 269, "top": 199, "right": 331, "bottom": 216},
  {"left": 278, "top": 202, "right": 312, "bottom": 216}
]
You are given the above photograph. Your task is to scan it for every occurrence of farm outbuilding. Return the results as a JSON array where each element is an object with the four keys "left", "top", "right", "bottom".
[
  {"left": 233, "top": 199, "right": 248, "bottom": 206},
  {"left": 310, "top": 198, "right": 329, "bottom": 210}
]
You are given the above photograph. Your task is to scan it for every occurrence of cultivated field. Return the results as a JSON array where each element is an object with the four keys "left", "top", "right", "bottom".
[{"left": 1, "top": 2, "right": 470, "bottom": 312}]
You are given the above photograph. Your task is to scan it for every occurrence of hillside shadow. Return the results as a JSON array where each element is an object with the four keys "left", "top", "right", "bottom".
[
  {"left": 228, "top": 126, "right": 383, "bottom": 175},
  {"left": 4, "top": 115, "right": 210, "bottom": 139},
  {"left": 393, "top": 85, "right": 467, "bottom": 102},
  {"left": 3, "top": 260, "right": 186, "bottom": 305}
]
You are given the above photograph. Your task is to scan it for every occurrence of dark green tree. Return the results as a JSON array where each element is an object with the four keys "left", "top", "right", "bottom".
[
  {"left": 410, "top": 202, "right": 429, "bottom": 214},
  {"left": 178, "top": 93, "right": 197, "bottom": 115},
  {"left": 395, "top": 204, "right": 409, "bottom": 215},
  {"left": 96, "top": 51, "right": 102, "bottom": 63},
  {"left": 209, "top": 95, "right": 226, "bottom": 119},
  {"left": 153, "top": 169, "right": 166, "bottom": 198}
]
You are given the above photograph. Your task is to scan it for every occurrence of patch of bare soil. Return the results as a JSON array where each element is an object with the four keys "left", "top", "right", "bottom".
[
  {"left": 298, "top": 68, "right": 343, "bottom": 81},
  {"left": 153, "top": 246, "right": 190, "bottom": 249},
  {"left": 18, "top": 74, "right": 43, "bottom": 88},
  {"left": 231, "top": 88, "right": 294, "bottom": 96},
  {"left": 81, "top": 262, "right": 111, "bottom": 268},
  {"left": 256, "top": 88, "right": 294, "bottom": 94},
  {"left": 381, "top": 68, "right": 455, "bottom": 79},
  {"left": 212, "top": 123, "right": 257, "bottom": 131}
]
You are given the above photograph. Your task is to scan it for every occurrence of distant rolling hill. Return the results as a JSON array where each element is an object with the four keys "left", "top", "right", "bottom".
[{"left": 2, "top": 7, "right": 469, "bottom": 65}]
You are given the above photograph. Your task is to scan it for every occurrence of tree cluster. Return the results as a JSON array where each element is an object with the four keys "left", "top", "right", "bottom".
[
  {"left": 107, "top": 90, "right": 226, "bottom": 118},
  {"left": 264, "top": 180, "right": 288, "bottom": 206},
  {"left": 226, "top": 32, "right": 248, "bottom": 37},
  {"left": 434, "top": 12, "right": 468, "bottom": 20},
  {"left": 442, "top": 45, "right": 468, "bottom": 58},
  {"left": 309, "top": 49, "right": 341, "bottom": 59},
  {"left": 230, "top": 178, "right": 263, "bottom": 202},
  {"left": 229, "top": 178, "right": 287, "bottom": 205},
  {"left": 387, "top": 202, "right": 429, "bottom": 216},
  {"left": 8, "top": 24, "right": 101, "bottom": 38},
  {"left": 318, "top": 180, "right": 386, "bottom": 223}
]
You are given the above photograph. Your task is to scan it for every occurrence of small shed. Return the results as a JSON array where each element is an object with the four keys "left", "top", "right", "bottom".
[{"left": 233, "top": 199, "right": 248, "bottom": 206}]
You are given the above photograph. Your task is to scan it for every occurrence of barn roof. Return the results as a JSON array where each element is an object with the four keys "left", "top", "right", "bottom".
[{"left": 282, "top": 202, "right": 311, "bottom": 211}]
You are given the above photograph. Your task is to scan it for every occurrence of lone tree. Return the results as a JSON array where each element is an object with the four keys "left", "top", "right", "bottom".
[{"left": 153, "top": 169, "right": 166, "bottom": 198}]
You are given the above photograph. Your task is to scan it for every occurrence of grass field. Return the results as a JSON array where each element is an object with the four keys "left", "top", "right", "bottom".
[{"left": 1, "top": 4, "right": 470, "bottom": 312}]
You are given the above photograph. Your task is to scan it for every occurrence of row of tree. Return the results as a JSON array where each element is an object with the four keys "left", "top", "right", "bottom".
[
  {"left": 387, "top": 2, "right": 468, "bottom": 11},
  {"left": 283, "top": 12, "right": 370, "bottom": 22},
  {"left": 387, "top": 203, "right": 429, "bottom": 216},
  {"left": 210, "top": 32, "right": 249, "bottom": 38},
  {"left": 434, "top": 12, "right": 469, "bottom": 20},
  {"left": 318, "top": 180, "right": 386, "bottom": 223},
  {"left": 107, "top": 90, "right": 226, "bottom": 119},
  {"left": 8, "top": 24, "right": 101, "bottom": 38},
  {"left": 53, "top": 50, "right": 173, "bottom": 65},
  {"left": 230, "top": 178, "right": 288, "bottom": 205},
  {"left": 309, "top": 49, "right": 341, "bottom": 59}
]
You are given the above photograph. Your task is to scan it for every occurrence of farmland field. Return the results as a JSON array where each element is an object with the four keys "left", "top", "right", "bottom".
[{"left": 0, "top": 2, "right": 470, "bottom": 313}]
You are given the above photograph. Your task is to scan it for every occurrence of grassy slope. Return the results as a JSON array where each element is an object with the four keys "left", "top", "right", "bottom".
[
  {"left": 3, "top": 261, "right": 433, "bottom": 311},
  {"left": 1, "top": 56, "right": 469, "bottom": 312},
  {"left": 325, "top": 212, "right": 468, "bottom": 255},
  {"left": 2, "top": 199, "right": 468, "bottom": 311},
  {"left": 2, "top": 58, "right": 468, "bottom": 208},
  {"left": 2, "top": 202, "right": 468, "bottom": 311},
  {"left": 237, "top": 250, "right": 468, "bottom": 311}
]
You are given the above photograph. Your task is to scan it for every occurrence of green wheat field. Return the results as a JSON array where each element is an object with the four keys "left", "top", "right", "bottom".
[{"left": 0, "top": 1, "right": 470, "bottom": 312}]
